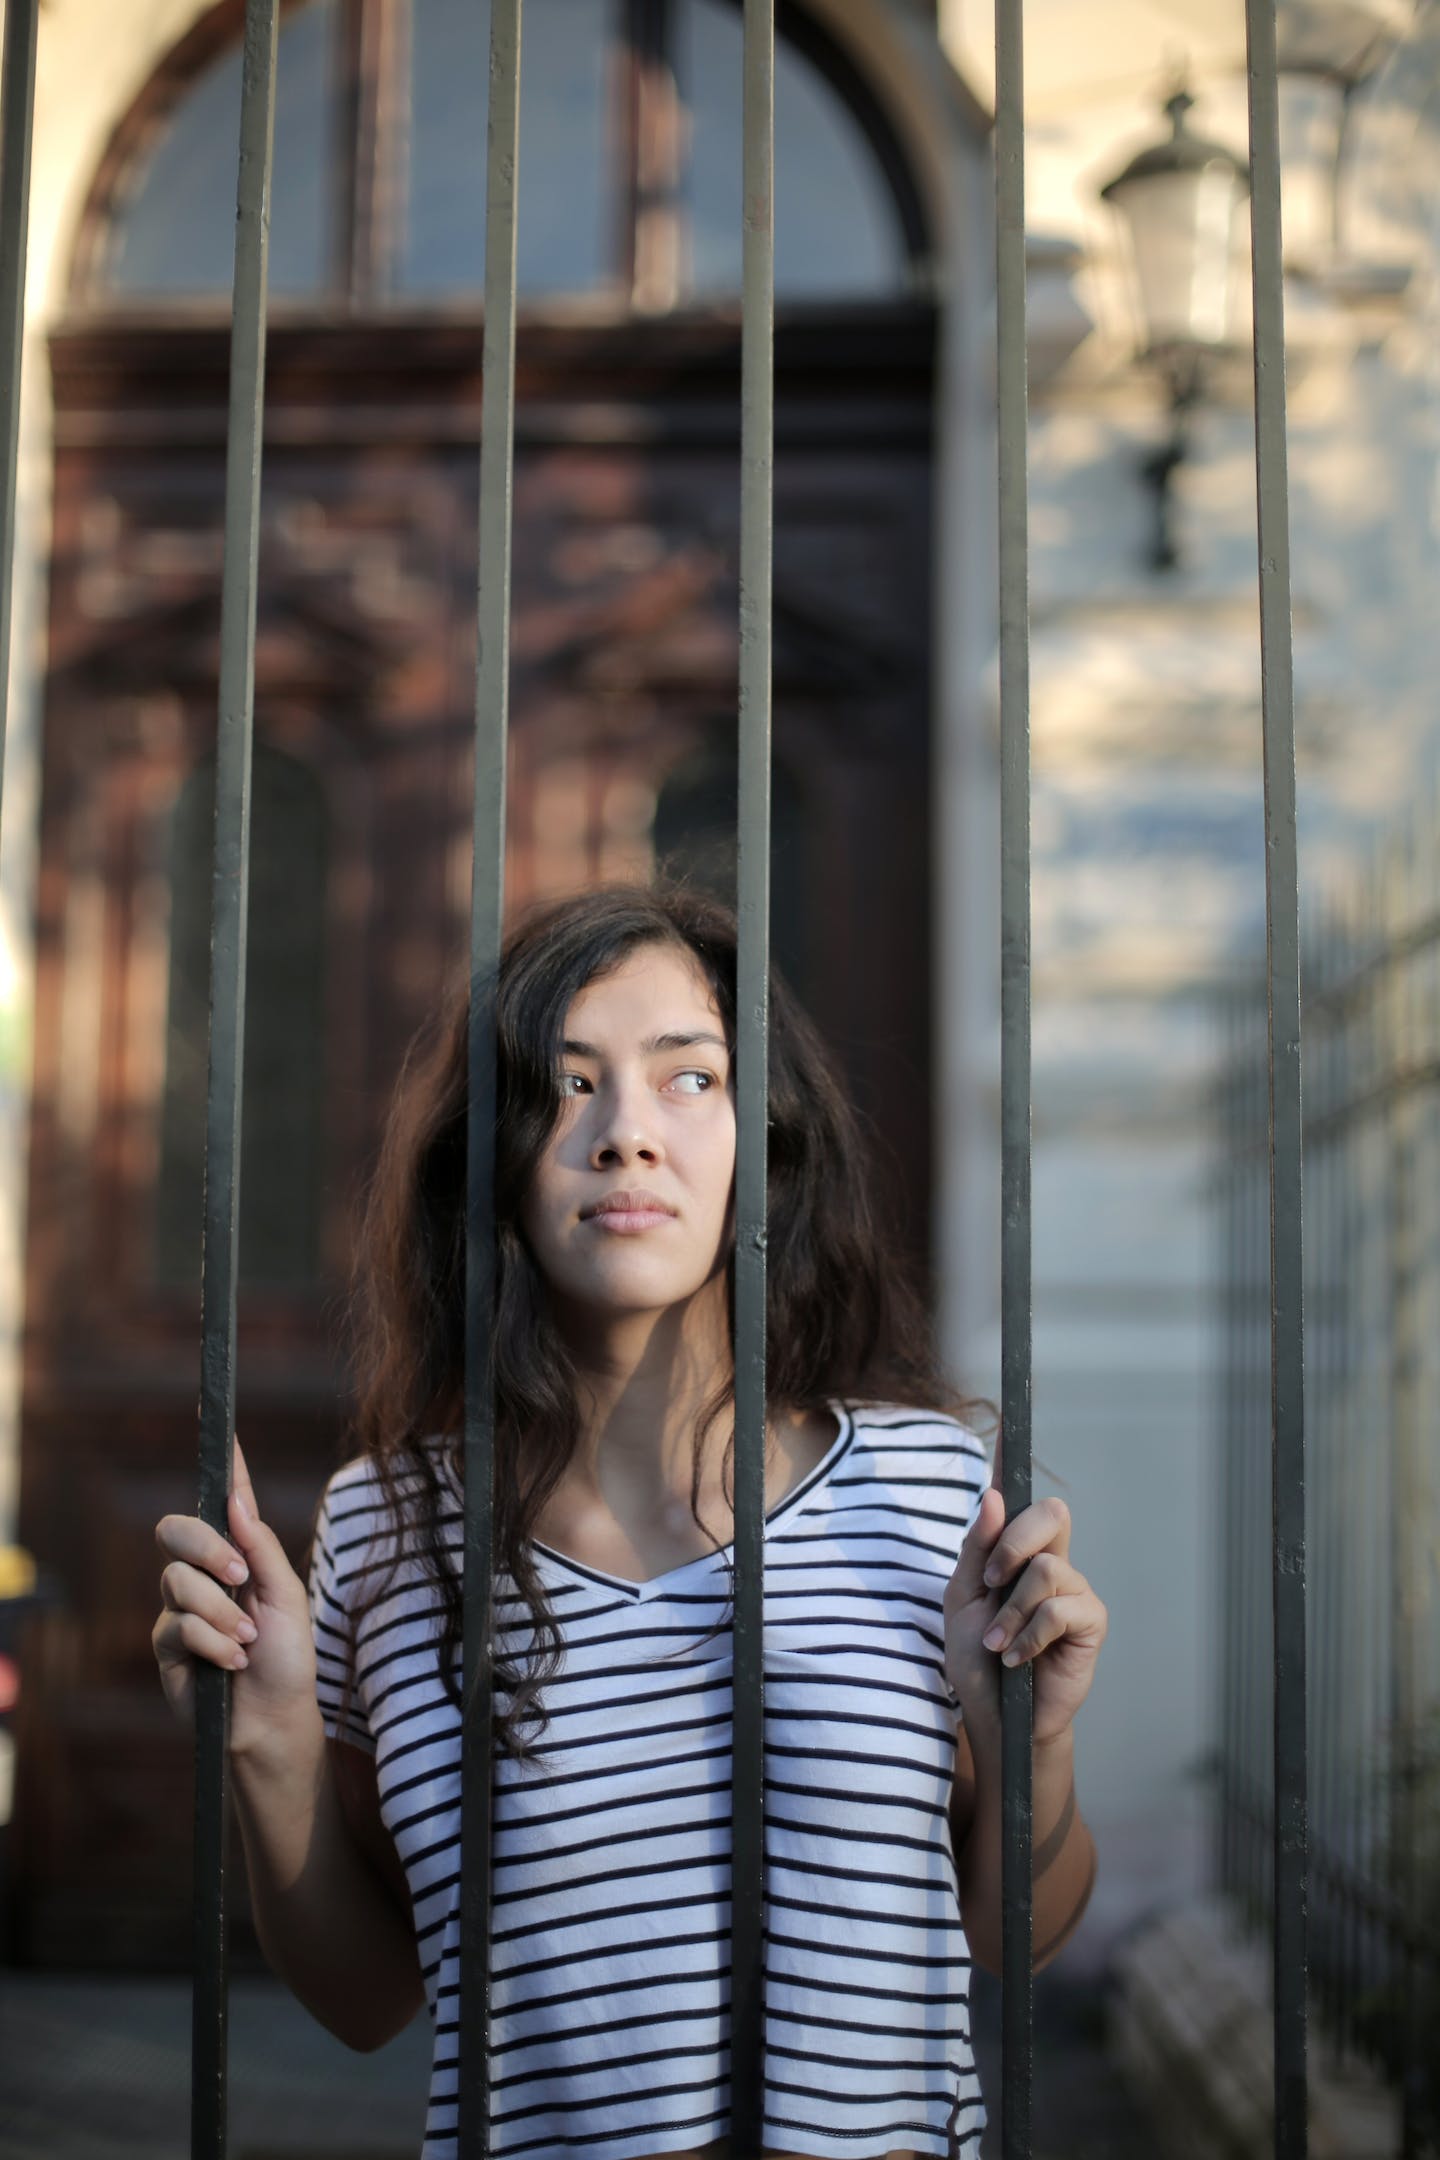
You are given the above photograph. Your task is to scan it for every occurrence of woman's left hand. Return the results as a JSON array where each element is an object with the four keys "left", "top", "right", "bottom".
[{"left": 943, "top": 1484, "right": 1108, "bottom": 1749}]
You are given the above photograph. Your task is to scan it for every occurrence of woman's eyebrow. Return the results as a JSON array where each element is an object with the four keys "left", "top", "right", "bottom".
[{"left": 561, "top": 1031, "right": 730, "bottom": 1057}]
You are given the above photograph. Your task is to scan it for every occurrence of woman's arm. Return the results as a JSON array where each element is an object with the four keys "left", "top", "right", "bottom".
[
  {"left": 948, "top": 1719, "right": 1097, "bottom": 1974},
  {"left": 942, "top": 1465, "right": 1108, "bottom": 1977},
  {"left": 232, "top": 1706, "right": 427, "bottom": 2052},
  {"left": 154, "top": 1440, "right": 426, "bottom": 2052}
]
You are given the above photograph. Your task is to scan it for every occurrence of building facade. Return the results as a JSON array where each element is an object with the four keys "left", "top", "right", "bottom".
[{"left": 1, "top": 0, "right": 1436, "bottom": 1973}]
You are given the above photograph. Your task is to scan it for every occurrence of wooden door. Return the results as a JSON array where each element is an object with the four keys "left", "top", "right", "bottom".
[{"left": 15, "top": 305, "right": 934, "bottom": 1965}]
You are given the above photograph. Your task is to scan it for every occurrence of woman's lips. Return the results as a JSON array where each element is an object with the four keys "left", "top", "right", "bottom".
[{"left": 583, "top": 1209, "right": 676, "bottom": 1232}]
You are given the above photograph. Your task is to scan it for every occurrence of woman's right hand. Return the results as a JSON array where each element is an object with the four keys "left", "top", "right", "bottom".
[{"left": 152, "top": 1431, "right": 318, "bottom": 1755}]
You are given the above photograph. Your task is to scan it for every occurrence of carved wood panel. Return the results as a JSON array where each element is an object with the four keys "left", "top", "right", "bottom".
[{"left": 17, "top": 311, "right": 935, "bottom": 1964}]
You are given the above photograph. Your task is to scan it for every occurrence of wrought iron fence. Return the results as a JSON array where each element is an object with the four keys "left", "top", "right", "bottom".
[
  {"left": 0, "top": 0, "right": 1314, "bottom": 2154},
  {"left": 1214, "top": 791, "right": 1440, "bottom": 2157}
]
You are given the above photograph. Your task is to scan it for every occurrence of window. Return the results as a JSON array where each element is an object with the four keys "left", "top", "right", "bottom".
[
  {"left": 403, "top": 0, "right": 615, "bottom": 296},
  {"left": 105, "top": 0, "right": 337, "bottom": 297},
  {"left": 682, "top": 0, "right": 906, "bottom": 299},
  {"left": 87, "top": 0, "right": 922, "bottom": 306}
]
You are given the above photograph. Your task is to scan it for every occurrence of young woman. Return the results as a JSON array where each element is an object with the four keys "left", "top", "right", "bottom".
[{"left": 152, "top": 879, "right": 1107, "bottom": 2160}]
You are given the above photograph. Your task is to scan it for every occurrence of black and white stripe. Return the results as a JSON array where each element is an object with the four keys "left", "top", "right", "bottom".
[{"left": 308, "top": 1401, "right": 991, "bottom": 2158}]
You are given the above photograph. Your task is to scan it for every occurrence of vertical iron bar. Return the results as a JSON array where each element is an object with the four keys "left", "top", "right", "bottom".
[
  {"left": 1236, "top": 1021, "right": 1254, "bottom": 1922},
  {"left": 1243, "top": 3, "right": 1309, "bottom": 2151},
  {"left": 0, "top": 0, "right": 39, "bottom": 830},
  {"left": 191, "top": 5, "right": 280, "bottom": 2157},
  {"left": 1417, "top": 823, "right": 1440, "bottom": 2138},
  {"left": 994, "top": 4, "right": 1033, "bottom": 2154},
  {"left": 1339, "top": 891, "right": 1362, "bottom": 2062},
  {"left": 1384, "top": 844, "right": 1423, "bottom": 2157},
  {"left": 1344, "top": 886, "right": 1368, "bottom": 2062},
  {"left": 1252, "top": 1014, "right": 1273, "bottom": 1934},
  {"left": 1358, "top": 867, "right": 1385, "bottom": 2064},
  {"left": 730, "top": 0, "right": 774, "bottom": 2148},
  {"left": 1226, "top": 984, "right": 1243, "bottom": 1909},
  {"left": 1313, "top": 908, "right": 1340, "bottom": 2040},
  {"left": 459, "top": 0, "right": 522, "bottom": 2151}
]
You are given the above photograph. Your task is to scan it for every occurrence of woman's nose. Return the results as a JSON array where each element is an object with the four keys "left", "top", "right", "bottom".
[
  {"left": 592, "top": 1127, "right": 660, "bottom": 1166},
  {"left": 589, "top": 1081, "right": 661, "bottom": 1164}
]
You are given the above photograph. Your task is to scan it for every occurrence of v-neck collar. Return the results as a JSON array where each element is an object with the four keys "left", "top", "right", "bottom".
[{"left": 529, "top": 1399, "right": 858, "bottom": 1603}]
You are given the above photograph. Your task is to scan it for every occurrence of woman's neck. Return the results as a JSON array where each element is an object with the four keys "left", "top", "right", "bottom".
[{"left": 559, "top": 1281, "right": 739, "bottom": 1505}]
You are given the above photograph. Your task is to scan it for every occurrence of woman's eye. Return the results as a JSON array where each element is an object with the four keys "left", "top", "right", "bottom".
[{"left": 559, "top": 1070, "right": 714, "bottom": 1096}]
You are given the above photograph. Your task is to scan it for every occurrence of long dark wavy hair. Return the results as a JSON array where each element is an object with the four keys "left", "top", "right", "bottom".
[{"left": 321, "top": 875, "right": 991, "bottom": 1770}]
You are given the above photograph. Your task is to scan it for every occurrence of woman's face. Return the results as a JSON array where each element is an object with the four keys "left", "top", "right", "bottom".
[{"left": 518, "top": 941, "right": 737, "bottom": 1321}]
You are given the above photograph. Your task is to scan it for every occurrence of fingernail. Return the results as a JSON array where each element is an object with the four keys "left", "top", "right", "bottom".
[
  {"left": 232, "top": 1490, "right": 252, "bottom": 1525},
  {"left": 1002, "top": 1648, "right": 1022, "bottom": 1667},
  {"left": 226, "top": 1558, "right": 249, "bottom": 1584},
  {"left": 983, "top": 1624, "right": 1006, "bottom": 1651},
  {"left": 983, "top": 1565, "right": 1000, "bottom": 1587},
  {"left": 236, "top": 1617, "right": 257, "bottom": 1643}
]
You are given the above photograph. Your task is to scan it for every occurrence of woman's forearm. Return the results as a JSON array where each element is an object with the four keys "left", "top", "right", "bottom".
[
  {"left": 231, "top": 1707, "right": 425, "bottom": 2051},
  {"left": 957, "top": 1722, "right": 1097, "bottom": 1975}
]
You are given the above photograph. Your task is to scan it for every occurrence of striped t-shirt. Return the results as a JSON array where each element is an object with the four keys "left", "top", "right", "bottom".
[{"left": 307, "top": 1399, "right": 991, "bottom": 2159}]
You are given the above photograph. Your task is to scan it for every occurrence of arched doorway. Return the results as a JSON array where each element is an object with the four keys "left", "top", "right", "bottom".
[{"left": 21, "top": 0, "right": 938, "bottom": 1963}]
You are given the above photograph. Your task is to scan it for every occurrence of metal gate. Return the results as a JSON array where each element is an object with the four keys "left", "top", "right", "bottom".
[
  {"left": 1215, "top": 790, "right": 1440, "bottom": 2153},
  {"left": 0, "top": 0, "right": 1308, "bottom": 2153}
]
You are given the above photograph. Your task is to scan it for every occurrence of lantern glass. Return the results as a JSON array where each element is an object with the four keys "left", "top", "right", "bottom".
[{"left": 1107, "top": 159, "right": 1248, "bottom": 358}]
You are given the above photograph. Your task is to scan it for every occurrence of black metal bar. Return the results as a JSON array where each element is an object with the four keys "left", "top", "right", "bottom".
[
  {"left": 1383, "top": 853, "right": 1425, "bottom": 2157},
  {"left": 729, "top": 0, "right": 774, "bottom": 2149},
  {"left": 994, "top": 3, "right": 1033, "bottom": 2154},
  {"left": 1250, "top": 1020, "right": 1276, "bottom": 1944},
  {"left": 191, "top": 4, "right": 280, "bottom": 2156},
  {"left": 1216, "top": 985, "right": 1244, "bottom": 1909},
  {"left": 1218, "top": 862, "right": 1440, "bottom": 2097},
  {"left": 1331, "top": 896, "right": 1362, "bottom": 2064},
  {"left": 0, "top": 0, "right": 39, "bottom": 833},
  {"left": 1242, "top": 3, "right": 1309, "bottom": 2151},
  {"left": 1310, "top": 905, "right": 1342, "bottom": 2050},
  {"left": 458, "top": 0, "right": 522, "bottom": 2149},
  {"left": 1222, "top": 1763, "right": 1440, "bottom": 1964},
  {"left": 1217, "top": 1050, "right": 1440, "bottom": 1153}
]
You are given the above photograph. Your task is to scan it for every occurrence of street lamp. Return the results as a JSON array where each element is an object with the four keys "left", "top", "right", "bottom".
[{"left": 1100, "top": 89, "right": 1250, "bottom": 571}]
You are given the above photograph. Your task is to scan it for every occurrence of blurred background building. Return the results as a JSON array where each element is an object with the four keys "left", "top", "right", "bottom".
[{"left": 0, "top": 0, "right": 1437, "bottom": 2151}]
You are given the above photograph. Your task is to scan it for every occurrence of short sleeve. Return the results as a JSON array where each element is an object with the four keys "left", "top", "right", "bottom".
[
  {"left": 307, "top": 1466, "right": 378, "bottom": 1756},
  {"left": 938, "top": 1423, "right": 993, "bottom": 1729}
]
